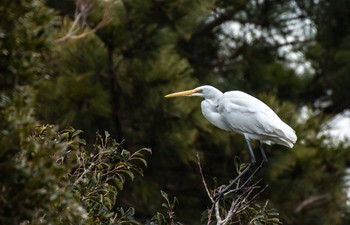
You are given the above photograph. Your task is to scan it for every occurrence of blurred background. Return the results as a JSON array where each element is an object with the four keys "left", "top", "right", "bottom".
[{"left": 1, "top": 0, "right": 350, "bottom": 224}]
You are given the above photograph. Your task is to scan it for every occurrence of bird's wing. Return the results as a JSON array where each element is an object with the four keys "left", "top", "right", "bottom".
[
  {"left": 219, "top": 99, "right": 269, "bottom": 134},
  {"left": 218, "top": 91, "right": 296, "bottom": 146}
]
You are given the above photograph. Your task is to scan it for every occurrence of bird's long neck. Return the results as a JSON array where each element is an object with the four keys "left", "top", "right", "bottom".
[
  {"left": 200, "top": 91, "right": 230, "bottom": 131},
  {"left": 203, "top": 87, "right": 223, "bottom": 104}
]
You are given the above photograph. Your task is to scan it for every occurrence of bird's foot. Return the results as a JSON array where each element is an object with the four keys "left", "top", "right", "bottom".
[
  {"left": 214, "top": 185, "right": 242, "bottom": 202},
  {"left": 214, "top": 192, "right": 223, "bottom": 203},
  {"left": 213, "top": 185, "right": 228, "bottom": 203}
]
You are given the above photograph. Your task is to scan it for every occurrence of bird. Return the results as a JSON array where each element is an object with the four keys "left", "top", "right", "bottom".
[{"left": 165, "top": 85, "right": 297, "bottom": 199}]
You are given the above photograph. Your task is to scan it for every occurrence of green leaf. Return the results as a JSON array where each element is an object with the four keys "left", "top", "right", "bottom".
[
  {"left": 117, "top": 169, "right": 135, "bottom": 181},
  {"left": 160, "top": 190, "right": 169, "bottom": 201},
  {"left": 104, "top": 131, "right": 110, "bottom": 139},
  {"left": 267, "top": 209, "right": 279, "bottom": 216},
  {"left": 110, "top": 177, "right": 124, "bottom": 191},
  {"left": 72, "top": 129, "right": 83, "bottom": 137},
  {"left": 131, "top": 157, "right": 148, "bottom": 166},
  {"left": 104, "top": 197, "right": 113, "bottom": 209},
  {"left": 121, "top": 149, "right": 130, "bottom": 159},
  {"left": 140, "top": 147, "right": 152, "bottom": 154},
  {"left": 78, "top": 138, "right": 86, "bottom": 145},
  {"left": 253, "top": 221, "right": 262, "bottom": 225},
  {"left": 234, "top": 156, "right": 241, "bottom": 173},
  {"left": 124, "top": 207, "right": 135, "bottom": 218}
]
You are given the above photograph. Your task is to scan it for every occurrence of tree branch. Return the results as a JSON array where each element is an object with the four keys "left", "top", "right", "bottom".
[
  {"left": 294, "top": 194, "right": 329, "bottom": 213},
  {"left": 197, "top": 152, "right": 270, "bottom": 224},
  {"left": 190, "top": 3, "right": 247, "bottom": 41},
  {"left": 196, "top": 152, "right": 214, "bottom": 203},
  {"left": 55, "top": 0, "right": 111, "bottom": 43}
]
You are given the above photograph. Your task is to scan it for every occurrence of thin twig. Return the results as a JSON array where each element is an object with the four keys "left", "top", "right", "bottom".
[
  {"left": 240, "top": 184, "right": 268, "bottom": 213},
  {"left": 214, "top": 193, "right": 223, "bottom": 224},
  {"left": 55, "top": 0, "right": 111, "bottom": 43},
  {"left": 73, "top": 162, "right": 95, "bottom": 186},
  {"left": 206, "top": 203, "right": 215, "bottom": 225},
  {"left": 196, "top": 152, "right": 214, "bottom": 203},
  {"left": 219, "top": 180, "right": 267, "bottom": 224},
  {"left": 294, "top": 194, "right": 329, "bottom": 213},
  {"left": 197, "top": 152, "right": 269, "bottom": 225}
]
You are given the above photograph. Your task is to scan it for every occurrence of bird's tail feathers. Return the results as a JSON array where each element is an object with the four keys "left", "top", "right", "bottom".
[
  {"left": 275, "top": 124, "right": 297, "bottom": 148},
  {"left": 260, "top": 122, "right": 297, "bottom": 148}
]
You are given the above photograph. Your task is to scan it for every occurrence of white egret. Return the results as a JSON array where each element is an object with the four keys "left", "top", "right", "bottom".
[{"left": 165, "top": 85, "right": 297, "bottom": 198}]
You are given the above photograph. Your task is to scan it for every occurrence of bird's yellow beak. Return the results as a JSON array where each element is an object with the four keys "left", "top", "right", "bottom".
[{"left": 164, "top": 89, "right": 199, "bottom": 98}]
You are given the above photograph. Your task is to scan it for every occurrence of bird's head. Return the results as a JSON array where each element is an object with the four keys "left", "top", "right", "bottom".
[{"left": 164, "top": 85, "right": 223, "bottom": 99}]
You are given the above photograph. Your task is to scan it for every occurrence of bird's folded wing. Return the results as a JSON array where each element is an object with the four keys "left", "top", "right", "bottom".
[
  {"left": 219, "top": 96, "right": 293, "bottom": 140},
  {"left": 219, "top": 102, "right": 268, "bottom": 133}
]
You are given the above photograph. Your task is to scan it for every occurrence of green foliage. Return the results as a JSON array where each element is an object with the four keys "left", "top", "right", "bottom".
[
  {"left": 303, "top": 0, "right": 350, "bottom": 113},
  {"left": 0, "top": 88, "right": 151, "bottom": 224},
  {"left": 0, "top": 0, "right": 57, "bottom": 90},
  {"left": 36, "top": 35, "right": 112, "bottom": 134},
  {"left": 151, "top": 191, "right": 181, "bottom": 225},
  {"left": 245, "top": 205, "right": 282, "bottom": 225},
  {"left": 0, "top": 87, "right": 85, "bottom": 224},
  {"left": 70, "top": 130, "right": 151, "bottom": 224}
]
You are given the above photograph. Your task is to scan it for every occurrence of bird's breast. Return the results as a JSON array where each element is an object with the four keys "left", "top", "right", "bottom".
[{"left": 201, "top": 100, "right": 231, "bottom": 131}]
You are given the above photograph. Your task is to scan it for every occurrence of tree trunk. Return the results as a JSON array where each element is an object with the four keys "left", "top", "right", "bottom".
[{"left": 106, "top": 44, "right": 123, "bottom": 141}]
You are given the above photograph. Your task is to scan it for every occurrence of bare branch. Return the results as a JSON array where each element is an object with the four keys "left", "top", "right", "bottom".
[
  {"left": 206, "top": 204, "right": 215, "bottom": 225},
  {"left": 294, "top": 194, "right": 329, "bottom": 213},
  {"left": 73, "top": 161, "right": 95, "bottom": 186},
  {"left": 190, "top": 4, "right": 247, "bottom": 41},
  {"left": 196, "top": 152, "right": 216, "bottom": 225},
  {"left": 56, "top": 0, "right": 112, "bottom": 43},
  {"left": 197, "top": 152, "right": 272, "bottom": 224},
  {"left": 196, "top": 152, "right": 214, "bottom": 203},
  {"left": 214, "top": 180, "right": 267, "bottom": 225},
  {"left": 214, "top": 191, "right": 223, "bottom": 224}
]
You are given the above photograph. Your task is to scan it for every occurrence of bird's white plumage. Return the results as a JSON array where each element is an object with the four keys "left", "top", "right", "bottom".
[
  {"left": 217, "top": 91, "right": 296, "bottom": 147},
  {"left": 165, "top": 85, "right": 297, "bottom": 148}
]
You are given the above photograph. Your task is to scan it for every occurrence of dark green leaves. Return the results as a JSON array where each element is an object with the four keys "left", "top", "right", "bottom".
[
  {"left": 70, "top": 131, "right": 152, "bottom": 224},
  {"left": 151, "top": 191, "right": 181, "bottom": 225}
]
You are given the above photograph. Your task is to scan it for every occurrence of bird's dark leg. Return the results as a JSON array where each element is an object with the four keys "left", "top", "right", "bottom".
[
  {"left": 240, "top": 141, "right": 268, "bottom": 188},
  {"left": 259, "top": 142, "right": 268, "bottom": 163},
  {"left": 214, "top": 136, "right": 256, "bottom": 201}
]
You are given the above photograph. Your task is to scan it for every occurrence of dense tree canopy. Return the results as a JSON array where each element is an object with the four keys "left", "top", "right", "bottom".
[{"left": 1, "top": 0, "right": 350, "bottom": 224}]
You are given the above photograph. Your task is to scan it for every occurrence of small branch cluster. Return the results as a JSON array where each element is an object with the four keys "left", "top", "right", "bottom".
[
  {"left": 56, "top": 0, "right": 112, "bottom": 43},
  {"left": 196, "top": 153, "right": 279, "bottom": 225},
  {"left": 213, "top": 182, "right": 266, "bottom": 225},
  {"left": 151, "top": 191, "right": 180, "bottom": 225}
]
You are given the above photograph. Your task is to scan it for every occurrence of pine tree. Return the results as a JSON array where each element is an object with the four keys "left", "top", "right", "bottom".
[{"left": 2, "top": 0, "right": 350, "bottom": 224}]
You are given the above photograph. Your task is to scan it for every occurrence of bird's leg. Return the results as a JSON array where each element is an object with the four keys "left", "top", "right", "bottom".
[
  {"left": 240, "top": 141, "right": 268, "bottom": 188},
  {"left": 259, "top": 141, "right": 268, "bottom": 163},
  {"left": 214, "top": 136, "right": 256, "bottom": 201}
]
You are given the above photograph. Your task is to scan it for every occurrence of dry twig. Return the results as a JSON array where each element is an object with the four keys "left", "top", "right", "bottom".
[
  {"left": 196, "top": 152, "right": 268, "bottom": 225},
  {"left": 196, "top": 152, "right": 214, "bottom": 202},
  {"left": 294, "top": 194, "right": 329, "bottom": 213},
  {"left": 56, "top": 0, "right": 112, "bottom": 43}
]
